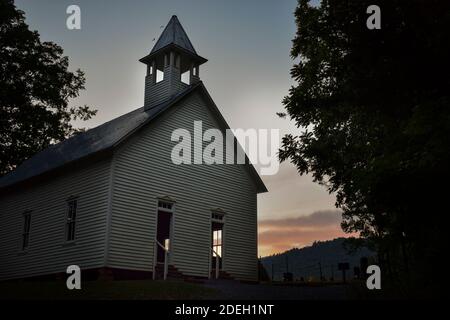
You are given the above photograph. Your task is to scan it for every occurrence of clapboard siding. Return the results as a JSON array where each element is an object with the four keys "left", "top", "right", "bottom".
[
  {"left": 144, "top": 66, "right": 188, "bottom": 108},
  {"left": 0, "top": 158, "right": 111, "bottom": 280},
  {"left": 108, "top": 91, "right": 258, "bottom": 280}
]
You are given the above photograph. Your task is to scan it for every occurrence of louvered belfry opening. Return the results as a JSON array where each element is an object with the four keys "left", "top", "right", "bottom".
[{"left": 140, "top": 15, "right": 208, "bottom": 110}]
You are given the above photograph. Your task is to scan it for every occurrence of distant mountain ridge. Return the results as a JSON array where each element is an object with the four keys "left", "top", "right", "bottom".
[{"left": 260, "top": 238, "right": 375, "bottom": 281}]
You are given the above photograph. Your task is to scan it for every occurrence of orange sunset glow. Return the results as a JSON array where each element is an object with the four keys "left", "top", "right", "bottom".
[{"left": 258, "top": 210, "right": 352, "bottom": 257}]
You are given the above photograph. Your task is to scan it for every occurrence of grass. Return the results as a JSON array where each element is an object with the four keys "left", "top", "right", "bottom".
[
  {"left": 0, "top": 279, "right": 219, "bottom": 300},
  {"left": 266, "top": 280, "right": 350, "bottom": 287}
]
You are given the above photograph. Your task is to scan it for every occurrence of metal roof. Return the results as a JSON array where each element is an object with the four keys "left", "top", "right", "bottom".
[
  {"left": 0, "top": 82, "right": 268, "bottom": 193},
  {"left": 0, "top": 84, "right": 200, "bottom": 189},
  {"left": 139, "top": 15, "right": 207, "bottom": 71},
  {"left": 151, "top": 15, "right": 197, "bottom": 54}
]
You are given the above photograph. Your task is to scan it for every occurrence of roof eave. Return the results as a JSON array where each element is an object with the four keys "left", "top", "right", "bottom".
[
  {"left": 139, "top": 44, "right": 208, "bottom": 65},
  {"left": 0, "top": 147, "right": 114, "bottom": 195},
  {"left": 0, "top": 82, "right": 268, "bottom": 195}
]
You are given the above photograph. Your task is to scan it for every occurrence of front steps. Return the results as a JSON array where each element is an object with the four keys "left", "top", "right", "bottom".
[
  {"left": 154, "top": 263, "right": 185, "bottom": 280},
  {"left": 154, "top": 263, "right": 235, "bottom": 283},
  {"left": 211, "top": 269, "right": 235, "bottom": 280}
]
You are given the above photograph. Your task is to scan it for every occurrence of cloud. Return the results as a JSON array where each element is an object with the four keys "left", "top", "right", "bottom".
[
  {"left": 258, "top": 210, "right": 351, "bottom": 257},
  {"left": 259, "top": 210, "right": 343, "bottom": 229},
  {"left": 257, "top": 162, "right": 337, "bottom": 221}
]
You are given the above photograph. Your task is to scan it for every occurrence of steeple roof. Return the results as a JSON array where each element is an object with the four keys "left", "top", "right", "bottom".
[
  {"left": 151, "top": 15, "right": 197, "bottom": 54},
  {"left": 139, "top": 15, "right": 207, "bottom": 67}
]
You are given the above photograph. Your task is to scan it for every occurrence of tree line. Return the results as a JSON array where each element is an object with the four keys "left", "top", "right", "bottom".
[{"left": 280, "top": 0, "right": 449, "bottom": 298}]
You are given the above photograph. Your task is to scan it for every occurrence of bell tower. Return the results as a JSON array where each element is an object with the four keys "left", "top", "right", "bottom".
[{"left": 140, "top": 15, "right": 207, "bottom": 110}]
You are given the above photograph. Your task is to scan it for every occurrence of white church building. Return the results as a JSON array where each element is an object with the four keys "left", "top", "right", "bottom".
[{"left": 0, "top": 16, "right": 267, "bottom": 282}]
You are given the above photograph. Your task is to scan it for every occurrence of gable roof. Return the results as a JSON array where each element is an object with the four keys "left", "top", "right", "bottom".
[
  {"left": 0, "top": 83, "right": 200, "bottom": 190},
  {"left": 0, "top": 83, "right": 267, "bottom": 193},
  {"left": 151, "top": 15, "right": 197, "bottom": 54}
]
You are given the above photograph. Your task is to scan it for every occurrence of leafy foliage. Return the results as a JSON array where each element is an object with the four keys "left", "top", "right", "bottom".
[
  {"left": 0, "top": 0, "right": 96, "bottom": 176},
  {"left": 280, "top": 0, "right": 450, "bottom": 296}
]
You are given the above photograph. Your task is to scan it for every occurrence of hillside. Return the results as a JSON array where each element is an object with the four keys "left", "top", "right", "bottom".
[{"left": 260, "top": 238, "right": 375, "bottom": 281}]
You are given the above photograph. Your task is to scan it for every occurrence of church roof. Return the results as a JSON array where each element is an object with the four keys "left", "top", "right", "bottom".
[
  {"left": 0, "top": 83, "right": 267, "bottom": 193},
  {"left": 151, "top": 15, "right": 197, "bottom": 54},
  {"left": 0, "top": 83, "right": 200, "bottom": 190},
  {"left": 139, "top": 15, "right": 207, "bottom": 67}
]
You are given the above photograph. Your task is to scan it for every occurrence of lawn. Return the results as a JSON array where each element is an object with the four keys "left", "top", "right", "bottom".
[{"left": 0, "top": 279, "right": 219, "bottom": 300}]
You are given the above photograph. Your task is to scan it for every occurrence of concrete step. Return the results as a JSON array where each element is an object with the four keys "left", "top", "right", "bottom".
[{"left": 154, "top": 264, "right": 235, "bottom": 282}]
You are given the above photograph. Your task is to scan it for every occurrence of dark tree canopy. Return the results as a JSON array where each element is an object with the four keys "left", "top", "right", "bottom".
[
  {"left": 0, "top": 0, "right": 96, "bottom": 176},
  {"left": 281, "top": 0, "right": 450, "bottom": 296}
]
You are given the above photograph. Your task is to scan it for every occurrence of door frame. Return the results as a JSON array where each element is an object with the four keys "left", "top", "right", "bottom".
[
  {"left": 210, "top": 209, "right": 226, "bottom": 274},
  {"left": 155, "top": 196, "right": 176, "bottom": 265}
]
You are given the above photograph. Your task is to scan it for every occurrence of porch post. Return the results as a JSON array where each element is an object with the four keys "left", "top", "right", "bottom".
[
  {"left": 152, "top": 239, "right": 157, "bottom": 280},
  {"left": 208, "top": 249, "right": 212, "bottom": 279},
  {"left": 215, "top": 255, "right": 219, "bottom": 279},
  {"left": 164, "top": 250, "right": 168, "bottom": 280}
]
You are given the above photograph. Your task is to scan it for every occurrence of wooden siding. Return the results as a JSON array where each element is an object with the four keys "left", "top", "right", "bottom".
[
  {"left": 144, "top": 66, "right": 188, "bottom": 109},
  {"left": 108, "top": 92, "right": 258, "bottom": 281},
  {"left": 0, "top": 158, "right": 111, "bottom": 280}
]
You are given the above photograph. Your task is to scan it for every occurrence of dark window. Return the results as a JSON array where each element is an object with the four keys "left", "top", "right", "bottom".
[
  {"left": 22, "top": 212, "right": 31, "bottom": 250},
  {"left": 66, "top": 199, "right": 77, "bottom": 242}
]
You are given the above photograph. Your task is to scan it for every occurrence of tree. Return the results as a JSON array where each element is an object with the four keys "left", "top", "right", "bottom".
[
  {"left": 0, "top": 0, "right": 96, "bottom": 176},
  {"left": 279, "top": 0, "right": 450, "bottom": 297}
]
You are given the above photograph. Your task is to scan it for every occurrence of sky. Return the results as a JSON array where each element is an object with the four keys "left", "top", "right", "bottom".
[{"left": 15, "top": 0, "right": 346, "bottom": 256}]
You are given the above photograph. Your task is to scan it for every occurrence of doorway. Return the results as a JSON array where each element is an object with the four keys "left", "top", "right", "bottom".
[
  {"left": 156, "top": 211, "right": 172, "bottom": 263},
  {"left": 211, "top": 222, "right": 223, "bottom": 269}
]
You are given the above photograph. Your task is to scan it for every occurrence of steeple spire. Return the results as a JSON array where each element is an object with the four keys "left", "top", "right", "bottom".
[
  {"left": 151, "top": 15, "right": 197, "bottom": 55},
  {"left": 140, "top": 16, "right": 207, "bottom": 110}
]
